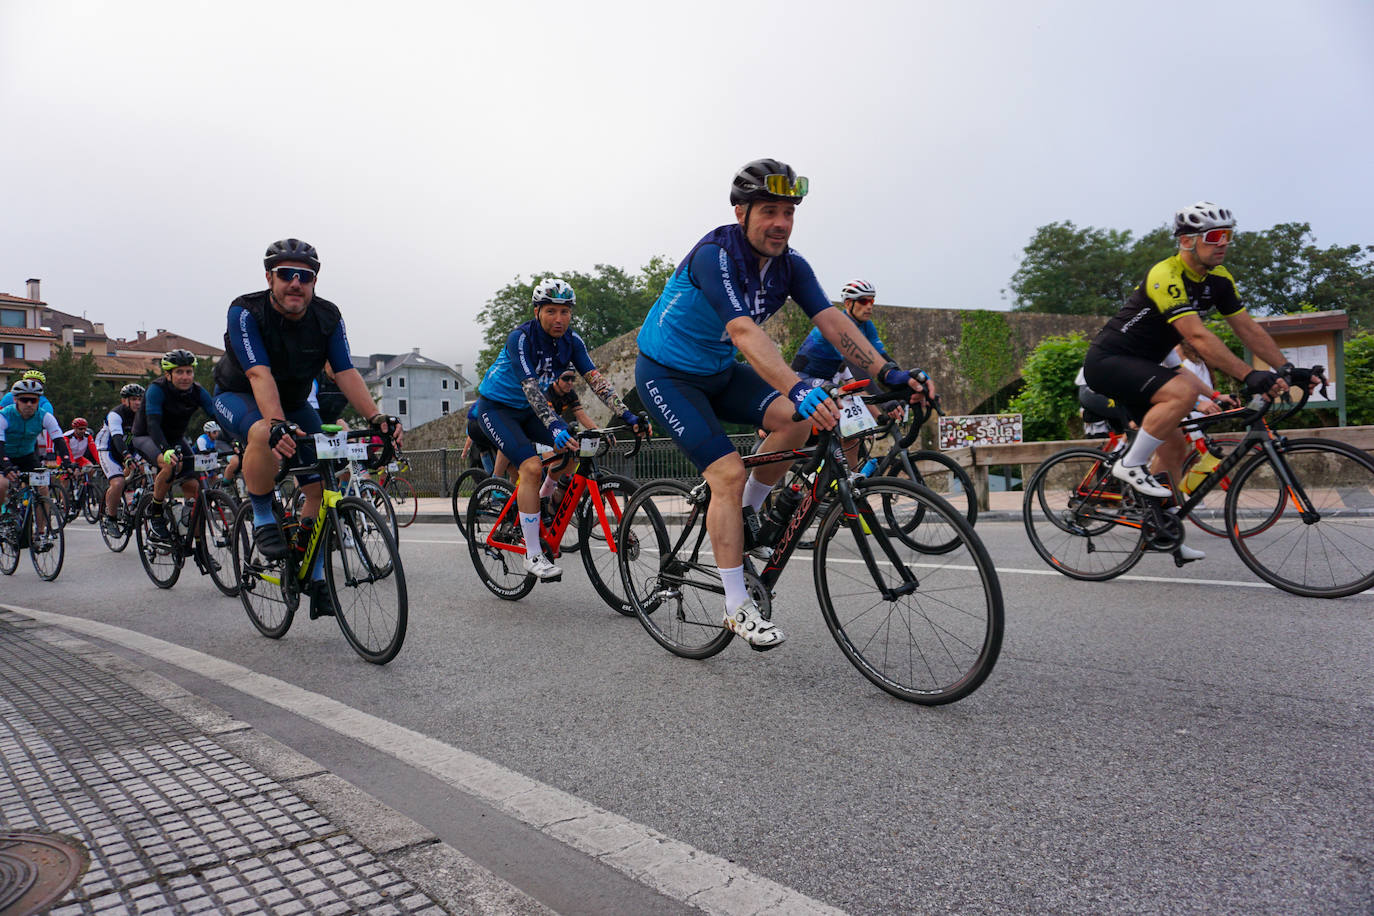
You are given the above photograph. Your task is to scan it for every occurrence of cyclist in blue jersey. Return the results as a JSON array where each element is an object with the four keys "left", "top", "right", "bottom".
[
  {"left": 475, "top": 278, "right": 645, "bottom": 581},
  {"left": 0, "top": 378, "right": 72, "bottom": 518},
  {"left": 212, "top": 239, "right": 400, "bottom": 618},
  {"left": 0, "top": 370, "right": 55, "bottom": 416},
  {"left": 635, "top": 159, "right": 934, "bottom": 650}
]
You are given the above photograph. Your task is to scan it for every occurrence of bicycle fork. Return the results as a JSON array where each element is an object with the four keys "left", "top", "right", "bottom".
[{"left": 837, "top": 483, "right": 919, "bottom": 600}]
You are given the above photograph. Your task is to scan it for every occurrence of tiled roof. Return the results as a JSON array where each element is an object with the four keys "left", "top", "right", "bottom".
[
  {"left": 116, "top": 331, "right": 224, "bottom": 356},
  {"left": 0, "top": 293, "right": 43, "bottom": 306},
  {"left": 41, "top": 307, "right": 97, "bottom": 334},
  {"left": 0, "top": 326, "right": 60, "bottom": 339},
  {"left": 93, "top": 355, "right": 160, "bottom": 377}
]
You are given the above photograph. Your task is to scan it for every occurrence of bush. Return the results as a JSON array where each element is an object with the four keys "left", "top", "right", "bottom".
[{"left": 1007, "top": 333, "right": 1090, "bottom": 441}]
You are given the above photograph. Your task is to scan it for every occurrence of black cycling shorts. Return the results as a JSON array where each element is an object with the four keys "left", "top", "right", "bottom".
[{"left": 1082, "top": 348, "right": 1180, "bottom": 423}]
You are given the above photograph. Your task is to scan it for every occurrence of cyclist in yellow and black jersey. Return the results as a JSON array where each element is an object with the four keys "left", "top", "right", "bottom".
[{"left": 1083, "top": 201, "right": 1317, "bottom": 563}]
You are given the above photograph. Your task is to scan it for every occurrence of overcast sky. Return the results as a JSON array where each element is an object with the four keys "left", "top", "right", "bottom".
[{"left": 3, "top": 0, "right": 1370, "bottom": 378}]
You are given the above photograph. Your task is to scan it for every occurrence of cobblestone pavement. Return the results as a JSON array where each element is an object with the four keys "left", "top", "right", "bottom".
[{"left": 0, "top": 609, "right": 540, "bottom": 915}]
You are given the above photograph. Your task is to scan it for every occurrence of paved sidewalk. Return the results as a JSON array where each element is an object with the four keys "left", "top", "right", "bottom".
[{"left": 0, "top": 609, "right": 549, "bottom": 915}]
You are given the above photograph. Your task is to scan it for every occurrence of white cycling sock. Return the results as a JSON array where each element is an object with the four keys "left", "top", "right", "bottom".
[
  {"left": 539, "top": 475, "right": 558, "bottom": 498},
  {"left": 519, "top": 512, "right": 542, "bottom": 558},
  {"left": 742, "top": 475, "right": 774, "bottom": 512},
  {"left": 720, "top": 564, "right": 748, "bottom": 612},
  {"left": 1121, "top": 430, "right": 1165, "bottom": 469}
]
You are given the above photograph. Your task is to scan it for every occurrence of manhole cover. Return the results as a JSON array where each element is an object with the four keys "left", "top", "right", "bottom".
[{"left": 0, "top": 831, "right": 88, "bottom": 916}]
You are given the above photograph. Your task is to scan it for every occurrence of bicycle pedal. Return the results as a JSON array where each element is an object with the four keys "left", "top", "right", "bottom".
[{"left": 538, "top": 572, "right": 563, "bottom": 583}]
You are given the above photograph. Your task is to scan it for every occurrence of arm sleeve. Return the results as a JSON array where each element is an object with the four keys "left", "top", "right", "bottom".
[
  {"left": 689, "top": 244, "right": 756, "bottom": 325},
  {"left": 326, "top": 319, "right": 353, "bottom": 373},
  {"left": 786, "top": 254, "right": 834, "bottom": 318},
  {"left": 227, "top": 305, "right": 270, "bottom": 371}
]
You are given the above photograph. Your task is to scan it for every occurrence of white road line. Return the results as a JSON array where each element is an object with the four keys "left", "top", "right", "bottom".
[{"left": 3, "top": 603, "right": 846, "bottom": 916}]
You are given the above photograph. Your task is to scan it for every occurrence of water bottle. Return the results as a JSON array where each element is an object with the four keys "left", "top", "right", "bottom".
[{"left": 758, "top": 484, "right": 803, "bottom": 545}]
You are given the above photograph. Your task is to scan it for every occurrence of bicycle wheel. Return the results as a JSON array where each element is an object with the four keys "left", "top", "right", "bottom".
[
  {"left": 29, "top": 496, "right": 65, "bottom": 581},
  {"left": 617, "top": 479, "right": 735, "bottom": 659},
  {"left": 356, "top": 479, "right": 399, "bottom": 542},
  {"left": 1225, "top": 438, "right": 1374, "bottom": 598},
  {"left": 0, "top": 515, "right": 18, "bottom": 575},
  {"left": 200, "top": 488, "right": 243, "bottom": 597},
  {"left": 578, "top": 474, "right": 637, "bottom": 615},
  {"left": 232, "top": 501, "right": 298, "bottom": 639},
  {"left": 80, "top": 482, "right": 101, "bottom": 524},
  {"left": 1178, "top": 436, "right": 1251, "bottom": 538},
  {"left": 49, "top": 484, "right": 72, "bottom": 527},
  {"left": 384, "top": 476, "right": 418, "bottom": 528},
  {"left": 134, "top": 495, "right": 183, "bottom": 588},
  {"left": 813, "top": 478, "right": 1002, "bottom": 704},
  {"left": 467, "top": 478, "right": 535, "bottom": 600},
  {"left": 326, "top": 496, "right": 408, "bottom": 664},
  {"left": 1023, "top": 448, "right": 1146, "bottom": 581},
  {"left": 102, "top": 491, "right": 136, "bottom": 553},
  {"left": 449, "top": 468, "right": 489, "bottom": 536},
  {"left": 886, "top": 449, "right": 978, "bottom": 530}
]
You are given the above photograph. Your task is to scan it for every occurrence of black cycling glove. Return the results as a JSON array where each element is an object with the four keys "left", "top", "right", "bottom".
[{"left": 1243, "top": 369, "right": 1280, "bottom": 396}]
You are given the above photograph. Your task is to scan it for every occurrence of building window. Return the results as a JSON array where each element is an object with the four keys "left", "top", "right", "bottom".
[
  {"left": 398, "top": 376, "right": 406, "bottom": 388},
  {"left": 398, "top": 399, "right": 407, "bottom": 416},
  {"left": 0, "top": 308, "right": 25, "bottom": 328},
  {"left": 442, "top": 400, "right": 450, "bottom": 414},
  {"left": 1, "top": 343, "right": 24, "bottom": 359},
  {"left": 386, "top": 377, "right": 392, "bottom": 387},
  {"left": 442, "top": 378, "right": 448, "bottom": 389}
]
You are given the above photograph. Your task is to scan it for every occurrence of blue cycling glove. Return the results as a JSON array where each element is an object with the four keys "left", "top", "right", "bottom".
[
  {"left": 552, "top": 425, "right": 574, "bottom": 449},
  {"left": 620, "top": 410, "right": 640, "bottom": 429},
  {"left": 788, "top": 381, "right": 830, "bottom": 418}
]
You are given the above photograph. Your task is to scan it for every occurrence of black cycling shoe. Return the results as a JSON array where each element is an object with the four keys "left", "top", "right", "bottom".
[
  {"left": 149, "top": 514, "right": 173, "bottom": 543},
  {"left": 254, "top": 523, "right": 290, "bottom": 560},
  {"left": 307, "top": 580, "right": 337, "bottom": 619}
]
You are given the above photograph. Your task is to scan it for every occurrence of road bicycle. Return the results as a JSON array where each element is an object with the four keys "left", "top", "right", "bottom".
[
  {"left": 1023, "top": 369, "right": 1374, "bottom": 598},
  {"left": 376, "top": 455, "right": 418, "bottom": 528},
  {"left": 232, "top": 425, "right": 407, "bottom": 664},
  {"left": 615, "top": 381, "right": 1003, "bottom": 705},
  {"left": 100, "top": 456, "right": 151, "bottom": 552},
  {"left": 133, "top": 450, "right": 241, "bottom": 597},
  {"left": 0, "top": 469, "right": 65, "bottom": 581},
  {"left": 467, "top": 423, "right": 645, "bottom": 611},
  {"left": 291, "top": 435, "right": 398, "bottom": 541},
  {"left": 52, "top": 464, "right": 105, "bottom": 525}
]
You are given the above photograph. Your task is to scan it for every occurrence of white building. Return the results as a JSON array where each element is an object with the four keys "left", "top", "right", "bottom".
[{"left": 363, "top": 349, "right": 472, "bottom": 428}]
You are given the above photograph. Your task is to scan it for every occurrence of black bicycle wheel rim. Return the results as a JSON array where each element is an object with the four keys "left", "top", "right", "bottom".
[
  {"left": 327, "top": 497, "right": 408, "bottom": 664},
  {"left": 1022, "top": 448, "right": 1145, "bottom": 581}
]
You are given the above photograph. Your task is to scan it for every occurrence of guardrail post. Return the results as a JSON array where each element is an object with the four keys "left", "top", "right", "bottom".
[
  {"left": 971, "top": 445, "right": 990, "bottom": 511},
  {"left": 440, "top": 449, "right": 449, "bottom": 495}
]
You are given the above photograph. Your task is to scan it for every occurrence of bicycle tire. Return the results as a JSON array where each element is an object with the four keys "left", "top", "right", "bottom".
[
  {"left": 81, "top": 482, "right": 102, "bottom": 524},
  {"left": 450, "top": 468, "right": 490, "bottom": 536},
  {"left": 29, "top": 496, "right": 65, "bottom": 581},
  {"left": 617, "top": 479, "right": 734, "bottom": 659},
  {"left": 357, "top": 479, "right": 399, "bottom": 542},
  {"left": 101, "top": 490, "right": 136, "bottom": 552},
  {"left": 467, "top": 478, "right": 535, "bottom": 600},
  {"left": 0, "top": 516, "right": 18, "bottom": 575},
  {"left": 578, "top": 474, "right": 637, "bottom": 615},
  {"left": 885, "top": 448, "right": 978, "bottom": 533},
  {"left": 326, "top": 496, "right": 408, "bottom": 664},
  {"left": 1023, "top": 447, "right": 1146, "bottom": 581},
  {"left": 231, "top": 500, "right": 298, "bottom": 639},
  {"left": 201, "top": 488, "right": 242, "bottom": 597},
  {"left": 814, "top": 478, "right": 1002, "bottom": 704},
  {"left": 49, "top": 484, "right": 73, "bottom": 527},
  {"left": 1225, "top": 438, "right": 1374, "bottom": 598},
  {"left": 384, "top": 476, "right": 418, "bottom": 528},
  {"left": 134, "top": 495, "right": 184, "bottom": 589}
]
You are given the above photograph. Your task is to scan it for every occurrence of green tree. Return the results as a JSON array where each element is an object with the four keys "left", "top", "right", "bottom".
[
  {"left": 475, "top": 257, "right": 674, "bottom": 376},
  {"left": 1006, "top": 333, "right": 1090, "bottom": 441},
  {"left": 1009, "top": 219, "right": 1374, "bottom": 326},
  {"left": 1346, "top": 331, "right": 1374, "bottom": 426},
  {"left": 37, "top": 346, "right": 120, "bottom": 425}
]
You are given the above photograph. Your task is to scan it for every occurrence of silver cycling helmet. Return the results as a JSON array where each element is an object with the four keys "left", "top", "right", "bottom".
[
  {"left": 841, "top": 279, "right": 876, "bottom": 301},
  {"left": 1173, "top": 201, "right": 1236, "bottom": 237},
  {"left": 532, "top": 278, "right": 576, "bottom": 307}
]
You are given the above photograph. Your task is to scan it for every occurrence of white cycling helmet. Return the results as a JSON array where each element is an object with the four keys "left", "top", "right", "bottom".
[
  {"left": 1173, "top": 201, "right": 1236, "bottom": 237},
  {"left": 841, "top": 279, "right": 876, "bottom": 301},
  {"left": 532, "top": 278, "right": 576, "bottom": 307},
  {"left": 10, "top": 378, "right": 44, "bottom": 397},
  {"left": 203, "top": 421, "right": 220, "bottom": 434}
]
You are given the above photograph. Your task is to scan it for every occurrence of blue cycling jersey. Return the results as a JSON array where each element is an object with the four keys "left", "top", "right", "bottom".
[
  {"left": 0, "top": 393, "right": 54, "bottom": 416},
  {"left": 637, "top": 223, "right": 834, "bottom": 375},
  {"left": 793, "top": 314, "right": 888, "bottom": 380},
  {"left": 0, "top": 404, "right": 63, "bottom": 459},
  {"left": 478, "top": 319, "right": 595, "bottom": 408}
]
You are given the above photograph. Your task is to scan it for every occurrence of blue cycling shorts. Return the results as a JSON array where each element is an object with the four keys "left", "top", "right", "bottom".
[
  {"left": 212, "top": 390, "right": 325, "bottom": 445},
  {"left": 635, "top": 354, "right": 781, "bottom": 472},
  {"left": 474, "top": 397, "right": 554, "bottom": 466}
]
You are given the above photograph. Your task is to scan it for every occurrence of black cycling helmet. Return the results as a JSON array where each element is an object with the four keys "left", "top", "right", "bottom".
[
  {"left": 161, "top": 348, "right": 198, "bottom": 371},
  {"left": 730, "top": 158, "right": 808, "bottom": 206},
  {"left": 120, "top": 383, "right": 145, "bottom": 398},
  {"left": 264, "top": 238, "right": 321, "bottom": 272}
]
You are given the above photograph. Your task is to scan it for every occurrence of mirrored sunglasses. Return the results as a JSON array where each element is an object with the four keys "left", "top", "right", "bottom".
[
  {"left": 1199, "top": 228, "right": 1234, "bottom": 245},
  {"left": 272, "top": 266, "right": 317, "bottom": 284},
  {"left": 764, "top": 173, "right": 809, "bottom": 199},
  {"left": 15, "top": 397, "right": 39, "bottom": 404}
]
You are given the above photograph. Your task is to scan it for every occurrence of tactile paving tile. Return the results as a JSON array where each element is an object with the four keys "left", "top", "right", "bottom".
[{"left": 0, "top": 621, "right": 444, "bottom": 913}]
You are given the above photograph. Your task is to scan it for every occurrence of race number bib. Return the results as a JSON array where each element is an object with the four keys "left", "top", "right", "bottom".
[
  {"left": 838, "top": 395, "right": 878, "bottom": 438},
  {"left": 28, "top": 470, "right": 50, "bottom": 487},
  {"left": 535, "top": 443, "right": 553, "bottom": 455},
  {"left": 346, "top": 442, "right": 369, "bottom": 460},
  {"left": 193, "top": 453, "right": 218, "bottom": 472},
  {"left": 314, "top": 431, "right": 348, "bottom": 459},
  {"left": 387, "top": 461, "right": 400, "bottom": 473},
  {"left": 579, "top": 437, "right": 599, "bottom": 457}
]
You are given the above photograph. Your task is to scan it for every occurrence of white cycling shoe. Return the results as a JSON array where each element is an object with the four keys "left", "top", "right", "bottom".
[
  {"left": 523, "top": 553, "right": 563, "bottom": 581},
  {"left": 1174, "top": 542, "right": 1206, "bottom": 562},
  {"left": 724, "top": 601, "right": 785, "bottom": 651},
  {"left": 1111, "top": 462, "right": 1172, "bottom": 498}
]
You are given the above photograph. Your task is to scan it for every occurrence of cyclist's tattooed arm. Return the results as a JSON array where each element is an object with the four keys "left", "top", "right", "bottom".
[
  {"left": 584, "top": 369, "right": 630, "bottom": 416},
  {"left": 520, "top": 377, "right": 562, "bottom": 429}
]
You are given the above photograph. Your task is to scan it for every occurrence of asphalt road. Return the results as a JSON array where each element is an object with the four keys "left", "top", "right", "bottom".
[{"left": 2, "top": 516, "right": 1370, "bottom": 915}]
